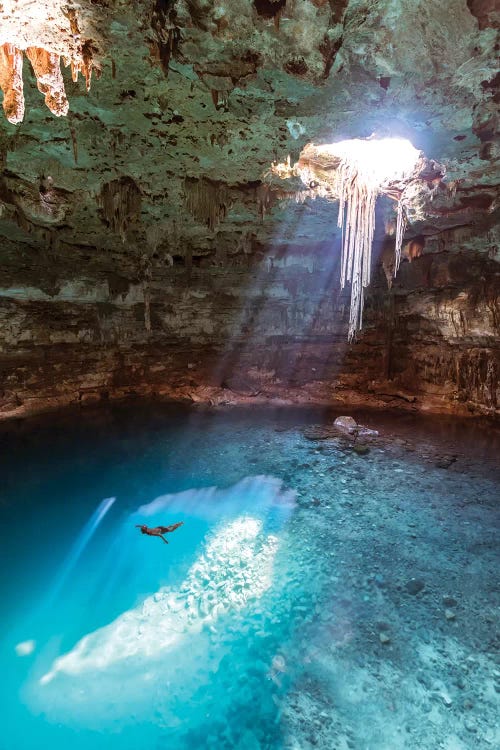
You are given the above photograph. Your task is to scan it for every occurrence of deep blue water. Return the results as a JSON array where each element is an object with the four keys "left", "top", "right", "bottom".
[{"left": 0, "top": 404, "right": 498, "bottom": 750}]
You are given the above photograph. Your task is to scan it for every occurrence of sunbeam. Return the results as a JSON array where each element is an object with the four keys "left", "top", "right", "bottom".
[{"left": 45, "top": 496, "right": 116, "bottom": 605}]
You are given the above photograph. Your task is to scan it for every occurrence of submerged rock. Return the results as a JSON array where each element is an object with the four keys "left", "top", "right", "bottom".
[
  {"left": 435, "top": 456, "right": 457, "bottom": 469},
  {"left": 358, "top": 427, "right": 379, "bottom": 438},
  {"left": 334, "top": 416, "right": 358, "bottom": 435},
  {"left": 440, "top": 692, "right": 453, "bottom": 707},
  {"left": 352, "top": 444, "right": 369, "bottom": 455},
  {"left": 377, "top": 621, "right": 391, "bottom": 644},
  {"left": 405, "top": 578, "right": 426, "bottom": 595}
]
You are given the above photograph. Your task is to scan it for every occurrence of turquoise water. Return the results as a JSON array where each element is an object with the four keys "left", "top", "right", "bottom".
[{"left": 1, "top": 405, "right": 498, "bottom": 750}]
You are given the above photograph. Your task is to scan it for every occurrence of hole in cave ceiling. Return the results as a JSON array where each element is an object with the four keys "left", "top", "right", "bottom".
[{"left": 268, "top": 137, "right": 444, "bottom": 341}]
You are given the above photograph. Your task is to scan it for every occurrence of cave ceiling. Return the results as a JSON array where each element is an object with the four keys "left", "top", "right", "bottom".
[{"left": 0, "top": 0, "right": 498, "bottom": 267}]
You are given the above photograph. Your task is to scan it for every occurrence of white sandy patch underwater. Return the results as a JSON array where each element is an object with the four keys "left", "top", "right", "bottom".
[{"left": 27, "top": 476, "right": 294, "bottom": 727}]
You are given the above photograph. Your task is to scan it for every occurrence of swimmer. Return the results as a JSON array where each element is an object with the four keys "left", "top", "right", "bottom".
[{"left": 135, "top": 522, "right": 184, "bottom": 544}]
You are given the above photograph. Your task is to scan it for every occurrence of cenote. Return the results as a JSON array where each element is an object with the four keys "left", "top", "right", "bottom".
[
  {"left": 1, "top": 403, "right": 499, "bottom": 750},
  {"left": 1, "top": 2, "right": 499, "bottom": 749}
]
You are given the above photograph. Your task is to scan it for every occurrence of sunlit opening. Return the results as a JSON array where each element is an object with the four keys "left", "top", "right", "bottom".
[
  {"left": 314, "top": 138, "right": 421, "bottom": 189},
  {"left": 331, "top": 138, "right": 422, "bottom": 339},
  {"left": 270, "top": 136, "right": 425, "bottom": 341}
]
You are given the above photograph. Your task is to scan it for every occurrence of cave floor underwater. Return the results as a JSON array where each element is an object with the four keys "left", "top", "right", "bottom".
[{"left": 0, "top": 403, "right": 498, "bottom": 750}]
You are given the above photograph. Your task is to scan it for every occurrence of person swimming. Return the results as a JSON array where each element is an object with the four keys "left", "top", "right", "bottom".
[{"left": 135, "top": 522, "right": 184, "bottom": 544}]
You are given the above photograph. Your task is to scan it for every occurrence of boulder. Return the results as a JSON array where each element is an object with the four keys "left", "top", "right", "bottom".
[{"left": 334, "top": 416, "right": 358, "bottom": 434}]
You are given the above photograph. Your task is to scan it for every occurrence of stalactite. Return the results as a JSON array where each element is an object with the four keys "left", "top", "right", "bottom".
[
  {"left": 81, "top": 41, "right": 95, "bottom": 91},
  {"left": 69, "top": 42, "right": 95, "bottom": 92},
  {"left": 271, "top": 139, "right": 425, "bottom": 340},
  {"left": 0, "top": 21, "right": 97, "bottom": 124},
  {"left": 210, "top": 89, "right": 228, "bottom": 111},
  {"left": 336, "top": 160, "right": 378, "bottom": 340},
  {"left": 0, "top": 4, "right": 100, "bottom": 124},
  {"left": 405, "top": 236, "right": 425, "bottom": 262},
  {"left": 150, "top": 0, "right": 181, "bottom": 77},
  {"left": 144, "top": 286, "right": 152, "bottom": 332},
  {"left": 394, "top": 197, "right": 406, "bottom": 275},
  {"left": 184, "top": 177, "right": 232, "bottom": 231},
  {"left": 64, "top": 8, "right": 96, "bottom": 92},
  {"left": 153, "top": 29, "right": 181, "bottom": 77},
  {"left": 256, "top": 184, "right": 272, "bottom": 219},
  {"left": 139, "top": 254, "right": 153, "bottom": 333},
  {"left": 69, "top": 122, "right": 78, "bottom": 165},
  {"left": 335, "top": 154, "right": 418, "bottom": 340},
  {"left": 97, "top": 177, "right": 142, "bottom": 240},
  {"left": 256, "top": 183, "right": 309, "bottom": 220},
  {"left": 26, "top": 48, "right": 69, "bottom": 117},
  {"left": 0, "top": 44, "right": 24, "bottom": 124}
]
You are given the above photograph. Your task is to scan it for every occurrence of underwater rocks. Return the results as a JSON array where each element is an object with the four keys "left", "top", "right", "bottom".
[
  {"left": 435, "top": 455, "right": 457, "bottom": 469},
  {"left": 352, "top": 443, "right": 369, "bottom": 455},
  {"left": 333, "top": 415, "right": 358, "bottom": 434},
  {"left": 2, "top": 404, "right": 498, "bottom": 747},
  {"left": 303, "top": 418, "right": 379, "bottom": 458},
  {"left": 405, "top": 578, "right": 426, "bottom": 596}
]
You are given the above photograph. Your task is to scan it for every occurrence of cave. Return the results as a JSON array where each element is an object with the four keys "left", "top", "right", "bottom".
[{"left": 0, "top": 1, "right": 499, "bottom": 748}]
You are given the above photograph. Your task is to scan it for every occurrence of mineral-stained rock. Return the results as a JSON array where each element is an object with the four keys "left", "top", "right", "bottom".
[
  {"left": 0, "top": 44, "right": 24, "bottom": 123},
  {"left": 184, "top": 178, "right": 232, "bottom": 231},
  {"left": 97, "top": 178, "right": 142, "bottom": 240},
  {"left": 26, "top": 48, "right": 69, "bottom": 117}
]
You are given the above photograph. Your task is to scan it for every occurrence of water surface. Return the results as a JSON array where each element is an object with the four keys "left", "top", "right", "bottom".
[{"left": 1, "top": 404, "right": 498, "bottom": 749}]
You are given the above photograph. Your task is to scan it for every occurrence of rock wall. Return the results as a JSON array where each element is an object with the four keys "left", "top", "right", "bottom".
[
  {"left": 1, "top": 219, "right": 498, "bottom": 419},
  {"left": 0, "top": 0, "right": 498, "bottom": 420}
]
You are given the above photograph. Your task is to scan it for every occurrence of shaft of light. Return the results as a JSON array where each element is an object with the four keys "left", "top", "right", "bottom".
[{"left": 47, "top": 496, "right": 116, "bottom": 603}]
